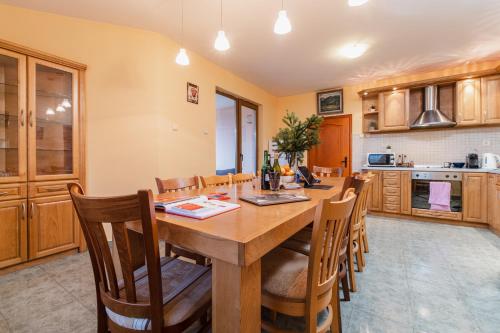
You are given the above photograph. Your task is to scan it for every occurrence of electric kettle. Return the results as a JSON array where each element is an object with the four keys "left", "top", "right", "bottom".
[{"left": 482, "top": 153, "right": 500, "bottom": 169}]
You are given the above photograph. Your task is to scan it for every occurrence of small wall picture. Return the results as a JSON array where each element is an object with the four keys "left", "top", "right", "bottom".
[
  {"left": 187, "top": 82, "right": 199, "bottom": 104},
  {"left": 317, "top": 88, "right": 343, "bottom": 115}
]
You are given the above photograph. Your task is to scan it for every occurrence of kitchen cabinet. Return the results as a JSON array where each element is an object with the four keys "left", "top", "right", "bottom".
[
  {"left": 367, "top": 170, "right": 382, "bottom": 211},
  {"left": 28, "top": 195, "right": 79, "bottom": 260},
  {"left": 0, "top": 200, "right": 27, "bottom": 268},
  {"left": 489, "top": 175, "right": 500, "bottom": 234},
  {"left": 400, "top": 171, "right": 412, "bottom": 215},
  {"left": 0, "top": 41, "right": 86, "bottom": 270},
  {"left": 463, "top": 173, "right": 488, "bottom": 223},
  {"left": 494, "top": 184, "right": 500, "bottom": 234},
  {"left": 382, "top": 171, "right": 401, "bottom": 213},
  {"left": 378, "top": 89, "right": 410, "bottom": 131},
  {"left": 481, "top": 75, "right": 500, "bottom": 124},
  {"left": 456, "top": 79, "right": 482, "bottom": 126}
]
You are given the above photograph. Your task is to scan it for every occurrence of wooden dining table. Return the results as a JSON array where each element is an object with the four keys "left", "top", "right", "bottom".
[{"left": 124, "top": 177, "right": 344, "bottom": 332}]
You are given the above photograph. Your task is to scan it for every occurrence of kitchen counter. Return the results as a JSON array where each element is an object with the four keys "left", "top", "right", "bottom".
[{"left": 362, "top": 166, "right": 500, "bottom": 174}]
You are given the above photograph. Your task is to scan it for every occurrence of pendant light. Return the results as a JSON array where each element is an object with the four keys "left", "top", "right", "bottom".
[
  {"left": 274, "top": 0, "right": 292, "bottom": 35},
  {"left": 175, "top": 0, "right": 190, "bottom": 66},
  {"left": 214, "top": 0, "right": 230, "bottom": 51}
]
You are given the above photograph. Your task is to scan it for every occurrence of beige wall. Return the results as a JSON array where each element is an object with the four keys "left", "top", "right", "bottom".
[{"left": 0, "top": 4, "right": 278, "bottom": 195}]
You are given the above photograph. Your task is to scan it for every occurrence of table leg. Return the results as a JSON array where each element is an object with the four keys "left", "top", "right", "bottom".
[{"left": 212, "top": 258, "right": 261, "bottom": 333}]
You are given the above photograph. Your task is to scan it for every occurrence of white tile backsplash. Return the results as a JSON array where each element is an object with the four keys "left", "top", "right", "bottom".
[{"left": 352, "top": 127, "right": 500, "bottom": 170}]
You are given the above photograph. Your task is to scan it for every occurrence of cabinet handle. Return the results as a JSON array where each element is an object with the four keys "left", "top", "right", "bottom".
[
  {"left": 45, "top": 187, "right": 66, "bottom": 192},
  {"left": 29, "top": 110, "right": 33, "bottom": 127},
  {"left": 0, "top": 191, "right": 8, "bottom": 196},
  {"left": 22, "top": 203, "right": 26, "bottom": 220},
  {"left": 20, "top": 109, "right": 25, "bottom": 127},
  {"left": 30, "top": 202, "right": 34, "bottom": 219}
]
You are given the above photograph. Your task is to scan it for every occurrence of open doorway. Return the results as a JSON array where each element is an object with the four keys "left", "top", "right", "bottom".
[{"left": 216, "top": 91, "right": 258, "bottom": 175}]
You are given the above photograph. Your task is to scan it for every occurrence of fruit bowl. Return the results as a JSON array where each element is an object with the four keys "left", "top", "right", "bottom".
[{"left": 280, "top": 175, "right": 295, "bottom": 183}]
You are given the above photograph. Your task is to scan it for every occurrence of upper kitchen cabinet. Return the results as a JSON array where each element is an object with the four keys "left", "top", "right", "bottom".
[
  {"left": 378, "top": 89, "right": 410, "bottom": 131},
  {"left": 0, "top": 49, "right": 27, "bottom": 184},
  {"left": 28, "top": 58, "right": 79, "bottom": 181},
  {"left": 481, "top": 75, "right": 500, "bottom": 124},
  {"left": 456, "top": 79, "right": 481, "bottom": 126}
]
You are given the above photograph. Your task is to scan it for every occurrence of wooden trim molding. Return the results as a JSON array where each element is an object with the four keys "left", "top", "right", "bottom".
[{"left": 0, "top": 38, "right": 87, "bottom": 70}]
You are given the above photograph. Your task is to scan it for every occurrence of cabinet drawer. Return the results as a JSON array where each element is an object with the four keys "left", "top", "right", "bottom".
[
  {"left": 383, "top": 178, "right": 400, "bottom": 187},
  {"left": 383, "top": 171, "right": 400, "bottom": 179},
  {"left": 383, "top": 203, "right": 400, "bottom": 213},
  {"left": 383, "top": 187, "right": 400, "bottom": 196},
  {"left": 383, "top": 195, "right": 400, "bottom": 205},
  {"left": 0, "top": 183, "right": 27, "bottom": 201},
  {"left": 412, "top": 208, "right": 462, "bottom": 221},
  {"left": 29, "top": 180, "right": 77, "bottom": 198}
]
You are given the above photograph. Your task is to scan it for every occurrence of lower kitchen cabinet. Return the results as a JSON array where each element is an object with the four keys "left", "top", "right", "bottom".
[
  {"left": 0, "top": 200, "right": 27, "bottom": 269},
  {"left": 28, "top": 195, "right": 80, "bottom": 260},
  {"left": 462, "top": 173, "right": 488, "bottom": 223},
  {"left": 494, "top": 184, "right": 500, "bottom": 233},
  {"left": 400, "top": 171, "right": 412, "bottom": 215},
  {"left": 367, "top": 171, "right": 382, "bottom": 211}
]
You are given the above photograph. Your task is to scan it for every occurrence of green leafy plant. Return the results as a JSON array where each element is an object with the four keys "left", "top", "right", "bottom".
[{"left": 273, "top": 111, "right": 323, "bottom": 167}]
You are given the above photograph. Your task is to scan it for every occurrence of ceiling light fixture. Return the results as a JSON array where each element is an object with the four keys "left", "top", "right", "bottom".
[
  {"left": 61, "top": 98, "right": 72, "bottom": 108},
  {"left": 348, "top": 0, "right": 369, "bottom": 7},
  {"left": 175, "top": 0, "right": 190, "bottom": 66},
  {"left": 339, "top": 43, "right": 368, "bottom": 59},
  {"left": 214, "top": 0, "right": 230, "bottom": 51},
  {"left": 56, "top": 105, "right": 65, "bottom": 112},
  {"left": 46, "top": 108, "right": 55, "bottom": 116},
  {"left": 274, "top": 0, "right": 292, "bottom": 35}
]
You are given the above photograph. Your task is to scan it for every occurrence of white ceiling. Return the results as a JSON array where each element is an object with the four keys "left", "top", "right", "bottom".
[{"left": 3, "top": 0, "right": 500, "bottom": 96}]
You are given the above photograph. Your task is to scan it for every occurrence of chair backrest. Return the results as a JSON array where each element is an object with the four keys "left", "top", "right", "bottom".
[
  {"left": 312, "top": 165, "right": 343, "bottom": 178},
  {"left": 67, "top": 183, "right": 165, "bottom": 332},
  {"left": 155, "top": 176, "right": 199, "bottom": 193},
  {"left": 200, "top": 174, "right": 232, "bottom": 188},
  {"left": 231, "top": 173, "right": 255, "bottom": 184},
  {"left": 306, "top": 191, "right": 356, "bottom": 314},
  {"left": 350, "top": 176, "right": 372, "bottom": 232}
]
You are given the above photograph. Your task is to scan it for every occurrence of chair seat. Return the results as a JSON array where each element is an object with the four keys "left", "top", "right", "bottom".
[
  {"left": 107, "top": 257, "right": 211, "bottom": 330},
  {"left": 262, "top": 247, "right": 309, "bottom": 303}
]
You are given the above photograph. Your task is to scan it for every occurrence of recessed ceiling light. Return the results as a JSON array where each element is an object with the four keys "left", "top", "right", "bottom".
[
  {"left": 348, "top": 0, "right": 369, "bottom": 7},
  {"left": 339, "top": 43, "right": 368, "bottom": 59},
  {"left": 363, "top": 92, "right": 368, "bottom": 96}
]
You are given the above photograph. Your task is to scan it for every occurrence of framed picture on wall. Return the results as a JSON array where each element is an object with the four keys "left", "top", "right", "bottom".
[
  {"left": 187, "top": 82, "right": 199, "bottom": 104},
  {"left": 317, "top": 88, "right": 343, "bottom": 116}
]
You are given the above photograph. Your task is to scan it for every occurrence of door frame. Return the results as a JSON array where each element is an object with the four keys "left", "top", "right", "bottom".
[
  {"left": 307, "top": 114, "right": 352, "bottom": 176},
  {"left": 216, "top": 90, "right": 259, "bottom": 174}
]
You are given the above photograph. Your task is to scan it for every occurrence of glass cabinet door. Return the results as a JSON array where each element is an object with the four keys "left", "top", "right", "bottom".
[
  {"left": 0, "top": 49, "right": 26, "bottom": 183},
  {"left": 28, "top": 58, "right": 79, "bottom": 181}
]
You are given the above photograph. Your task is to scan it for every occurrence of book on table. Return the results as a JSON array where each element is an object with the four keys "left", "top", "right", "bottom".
[
  {"left": 239, "top": 193, "right": 310, "bottom": 206},
  {"left": 156, "top": 197, "right": 240, "bottom": 219}
]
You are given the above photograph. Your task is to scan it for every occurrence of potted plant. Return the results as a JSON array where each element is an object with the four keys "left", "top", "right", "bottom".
[{"left": 273, "top": 111, "right": 323, "bottom": 170}]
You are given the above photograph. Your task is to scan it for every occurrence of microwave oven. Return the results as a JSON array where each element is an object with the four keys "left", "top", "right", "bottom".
[{"left": 367, "top": 153, "right": 396, "bottom": 166}]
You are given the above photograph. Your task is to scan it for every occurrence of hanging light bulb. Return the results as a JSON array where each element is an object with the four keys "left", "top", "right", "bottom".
[
  {"left": 61, "top": 99, "right": 72, "bottom": 108},
  {"left": 56, "top": 105, "right": 65, "bottom": 112},
  {"left": 348, "top": 0, "right": 369, "bottom": 7},
  {"left": 214, "top": 30, "right": 230, "bottom": 51},
  {"left": 214, "top": 0, "right": 230, "bottom": 51},
  {"left": 46, "top": 108, "right": 55, "bottom": 115},
  {"left": 274, "top": 1, "right": 291, "bottom": 35},
  {"left": 175, "top": 0, "right": 190, "bottom": 66}
]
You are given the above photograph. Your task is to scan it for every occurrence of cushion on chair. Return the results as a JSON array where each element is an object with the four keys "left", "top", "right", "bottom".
[
  {"left": 106, "top": 258, "right": 212, "bottom": 330},
  {"left": 262, "top": 247, "right": 309, "bottom": 302}
]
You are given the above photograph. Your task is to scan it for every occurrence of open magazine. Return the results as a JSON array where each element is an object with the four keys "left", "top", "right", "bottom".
[{"left": 156, "top": 196, "right": 240, "bottom": 220}]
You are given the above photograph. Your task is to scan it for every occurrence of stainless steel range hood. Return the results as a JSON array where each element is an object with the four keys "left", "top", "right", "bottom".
[{"left": 410, "top": 85, "right": 456, "bottom": 129}]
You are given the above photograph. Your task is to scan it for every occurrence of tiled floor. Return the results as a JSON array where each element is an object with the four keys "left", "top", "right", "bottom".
[{"left": 0, "top": 216, "right": 499, "bottom": 332}]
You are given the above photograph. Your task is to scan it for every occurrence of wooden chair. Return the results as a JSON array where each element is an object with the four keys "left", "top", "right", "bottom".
[
  {"left": 199, "top": 174, "right": 232, "bottom": 188},
  {"left": 155, "top": 176, "right": 199, "bottom": 193},
  {"left": 67, "top": 183, "right": 211, "bottom": 333},
  {"left": 231, "top": 173, "right": 255, "bottom": 184},
  {"left": 357, "top": 173, "right": 374, "bottom": 265},
  {"left": 261, "top": 191, "right": 357, "bottom": 333},
  {"left": 312, "top": 166, "right": 343, "bottom": 178},
  {"left": 155, "top": 176, "right": 208, "bottom": 266}
]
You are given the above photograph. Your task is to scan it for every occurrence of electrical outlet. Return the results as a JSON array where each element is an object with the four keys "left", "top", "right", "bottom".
[{"left": 482, "top": 139, "right": 491, "bottom": 146}]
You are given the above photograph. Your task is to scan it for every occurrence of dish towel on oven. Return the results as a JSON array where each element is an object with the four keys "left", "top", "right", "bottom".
[{"left": 428, "top": 181, "right": 451, "bottom": 211}]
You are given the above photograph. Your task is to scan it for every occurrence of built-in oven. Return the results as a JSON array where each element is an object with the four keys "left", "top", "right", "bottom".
[
  {"left": 367, "top": 153, "right": 396, "bottom": 166},
  {"left": 411, "top": 171, "right": 462, "bottom": 212}
]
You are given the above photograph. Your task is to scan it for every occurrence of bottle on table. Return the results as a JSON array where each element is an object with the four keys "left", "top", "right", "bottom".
[
  {"left": 261, "top": 150, "right": 270, "bottom": 190},
  {"left": 273, "top": 153, "right": 281, "bottom": 173}
]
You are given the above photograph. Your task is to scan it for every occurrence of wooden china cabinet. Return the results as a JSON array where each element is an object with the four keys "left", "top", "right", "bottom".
[{"left": 0, "top": 40, "right": 86, "bottom": 269}]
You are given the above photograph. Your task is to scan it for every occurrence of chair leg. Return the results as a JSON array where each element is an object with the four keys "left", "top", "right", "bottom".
[
  {"left": 356, "top": 244, "right": 364, "bottom": 273},
  {"left": 362, "top": 228, "right": 369, "bottom": 253},
  {"left": 330, "top": 281, "right": 342, "bottom": 333},
  {"left": 164, "top": 242, "right": 172, "bottom": 257},
  {"left": 347, "top": 243, "right": 357, "bottom": 292},
  {"left": 359, "top": 238, "right": 366, "bottom": 268},
  {"left": 341, "top": 274, "right": 350, "bottom": 302}
]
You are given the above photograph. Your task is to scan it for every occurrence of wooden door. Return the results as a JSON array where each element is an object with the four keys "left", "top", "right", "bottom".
[
  {"left": 379, "top": 89, "right": 410, "bottom": 131},
  {"left": 367, "top": 170, "right": 382, "bottom": 211},
  {"left": 28, "top": 58, "right": 79, "bottom": 181},
  {"left": 463, "top": 173, "right": 487, "bottom": 223},
  {"left": 307, "top": 115, "right": 351, "bottom": 176},
  {"left": 481, "top": 75, "right": 500, "bottom": 124},
  {"left": 456, "top": 79, "right": 481, "bottom": 126},
  {"left": 0, "top": 199, "right": 27, "bottom": 268},
  {"left": 400, "top": 171, "right": 412, "bottom": 215},
  {"left": 0, "top": 48, "right": 27, "bottom": 184},
  {"left": 28, "top": 195, "right": 79, "bottom": 259}
]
